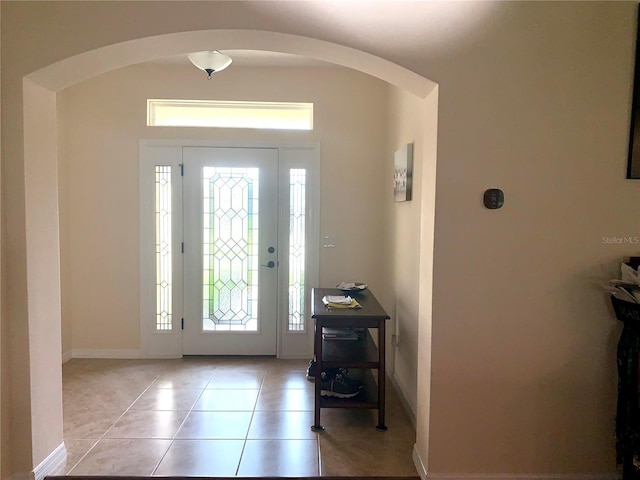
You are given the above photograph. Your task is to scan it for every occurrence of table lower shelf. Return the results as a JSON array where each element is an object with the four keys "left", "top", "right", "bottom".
[{"left": 312, "top": 369, "right": 387, "bottom": 431}]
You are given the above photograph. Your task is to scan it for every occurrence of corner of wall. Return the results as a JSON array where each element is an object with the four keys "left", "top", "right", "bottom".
[
  {"left": 413, "top": 444, "right": 428, "bottom": 480},
  {"left": 390, "top": 370, "right": 417, "bottom": 426}
]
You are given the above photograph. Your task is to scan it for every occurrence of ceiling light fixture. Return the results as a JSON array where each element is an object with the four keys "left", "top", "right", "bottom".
[{"left": 188, "top": 51, "right": 232, "bottom": 79}]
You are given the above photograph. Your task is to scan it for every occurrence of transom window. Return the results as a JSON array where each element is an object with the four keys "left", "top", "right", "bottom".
[{"left": 147, "top": 99, "right": 313, "bottom": 130}]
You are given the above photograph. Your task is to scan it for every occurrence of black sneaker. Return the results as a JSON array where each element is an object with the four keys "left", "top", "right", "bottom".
[
  {"left": 305, "top": 360, "right": 316, "bottom": 383},
  {"left": 305, "top": 360, "right": 363, "bottom": 389},
  {"left": 306, "top": 360, "right": 352, "bottom": 384},
  {"left": 320, "top": 371, "right": 362, "bottom": 398},
  {"left": 306, "top": 360, "right": 335, "bottom": 383}
]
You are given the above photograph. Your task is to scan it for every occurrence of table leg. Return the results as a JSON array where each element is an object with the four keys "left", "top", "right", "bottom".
[
  {"left": 376, "top": 320, "right": 387, "bottom": 431},
  {"left": 311, "top": 320, "right": 324, "bottom": 432}
]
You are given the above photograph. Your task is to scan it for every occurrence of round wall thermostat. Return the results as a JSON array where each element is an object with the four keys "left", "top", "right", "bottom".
[{"left": 483, "top": 189, "right": 504, "bottom": 209}]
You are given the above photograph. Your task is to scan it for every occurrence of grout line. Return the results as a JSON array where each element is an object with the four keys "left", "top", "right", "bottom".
[
  {"left": 63, "top": 438, "right": 100, "bottom": 475},
  {"left": 64, "top": 374, "right": 161, "bottom": 474},
  {"left": 235, "top": 372, "right": 265, "bottom": 475},
  {"left": 149, "top": 384, "right": 206, "bottom": 475},
  {"left": 316, "top": 434, "right": 323, "bottom": 475}
]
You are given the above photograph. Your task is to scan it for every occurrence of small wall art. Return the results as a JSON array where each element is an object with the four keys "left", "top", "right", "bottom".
[{"left": 394, "top": 142, "right": 414, "bottom": 202}]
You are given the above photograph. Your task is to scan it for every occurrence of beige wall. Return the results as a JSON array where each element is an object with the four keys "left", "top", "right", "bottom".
[
  {"left": 416, "top": 87, "right": 439, "bottom": 475},
  {"left": 2, "top": 25, "right": 34, "bottom": 475},
  {"left": 23, "top": 80, "right": 64, "bottom": 468},
  {"left": 427, "top": 3, "right": 638, "bottom": 473},
  {"left": 384, "top": 85, "right": 439, "bottom": 465},
  {"left": 384, "top": 86, "right": 429, "bottom": 416},
  {"left": 58, "top": 63, "right": 389, "bottom": 354},
  {"left": 2, "top": 1, "right": 640, "bottom": 478},
  {"left": 58, "top": 95, "right": 72, "bottom": 359}
]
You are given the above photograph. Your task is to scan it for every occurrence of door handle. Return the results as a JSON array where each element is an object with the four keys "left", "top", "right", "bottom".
[{"left": 262, "top": 261, "right": 276, "bottom": 268}]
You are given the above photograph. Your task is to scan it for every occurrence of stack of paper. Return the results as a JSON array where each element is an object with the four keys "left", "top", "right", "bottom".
[
  {"left": 322, "top": 328, "right": 363, "bottom": 340},
  {"left": 322, "top": 295, "right": 362, "bottom": 309}
]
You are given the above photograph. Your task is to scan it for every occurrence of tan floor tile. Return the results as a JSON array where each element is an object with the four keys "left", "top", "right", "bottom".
[
  {"left": 192, "top": 388, "right": 259, "bottom": 411},
  {"left": 153, "top": 371, "right": 214, "bottom": 389},
  {"left": 153, "top": 439, "right": 244, "bottom": 476},
  {"left": 317, "top": 408, "right": 398, "bottom": 442},
  {"left": 48, "top": 439, "right": 98, "bottom": 475},
  {"left": 205, "top": 370, "right": 265, "bottom": 389},
  {"left": 175, "top": 411, "right": 252, "bottom": 439},
  {"left": 104, "top": 410, "right": 189, "bottom": 439},
  {"left": 68, "top": 438, "right": 171, "bottom": 476},
  {"left": 248, "top": 411, "right": 317, "bottom": 439},
  {"left": 261, "top": 358, "right": 308, "bottom": 372},
  {"left": 130, "top": 387, "right": 203, "bottom": 411},
  {"left": 62, "top": 380, "right": 92, "bottom": 398},
  {"left": 72, "top": 385, "right": 148, "bottom": 411},
  {"left": 318, "top": 435, "right": 417, "bottom": 476},
  {"left": 238, "top": 439, "right": 319, "bottom": 476},
  {"left": 63, "top": 406, "right": 123, "bottom": 440},
  {"left": 203, "top": 356, "right": 273, "bottom": 371},
  {"left": 262, "top": 369, "right": 312, "bottom": 389},
  {"left": 62, "top": 358, "right": 417, "bottom": 476},
  {"left": 255, "top": 388, "right": 315, "bottom": 411}
]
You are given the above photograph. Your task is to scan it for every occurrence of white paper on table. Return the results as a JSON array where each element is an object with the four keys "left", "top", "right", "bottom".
[{"left": 323, "top": 295, "right": 353, "bottom": 305}]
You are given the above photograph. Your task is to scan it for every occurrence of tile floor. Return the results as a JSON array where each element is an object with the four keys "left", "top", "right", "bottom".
[{"left": 56, "top": 356, "right": 418, "bottom": 477}]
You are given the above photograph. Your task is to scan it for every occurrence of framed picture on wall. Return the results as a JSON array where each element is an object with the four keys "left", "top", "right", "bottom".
[
  {"left": 628, "top": 3, "right": 640, "bottom": 179},
  {"left": 394, "top": 143, "right": 414, "bottom": 202}
]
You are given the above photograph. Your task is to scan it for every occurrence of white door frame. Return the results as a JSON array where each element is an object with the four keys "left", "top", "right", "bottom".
[{"left": 139, "top": 140, "right": 320, "bottom": 359}]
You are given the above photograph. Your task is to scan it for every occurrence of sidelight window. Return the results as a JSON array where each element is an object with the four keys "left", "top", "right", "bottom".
[
  {"left": 155, "top": 165, "right": 173, "bottom": 331},
  {"left": 288, "top": 168, "right": 306, "bottom": 331}
]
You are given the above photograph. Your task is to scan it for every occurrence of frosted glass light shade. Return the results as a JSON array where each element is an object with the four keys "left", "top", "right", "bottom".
[{"left": 188, "top": 51, "right": 232, "bottom": 79}]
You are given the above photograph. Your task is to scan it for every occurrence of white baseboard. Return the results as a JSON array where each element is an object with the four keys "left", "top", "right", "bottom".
[
  {"left": 12, "top": 442, "right": 67, "bottom": 480},
  {"left": 68, "top": 350, "right": 301, "bottom": 360},
  {"left": 61, "top": 350, "right": 72, "bottom": 363},
  {"left": 33, "top": 442, "right": 66, "bottom": 480},
  {"left": 413, "top": 444, "right": 428, "bottom": 480},
  {"left": 71, "top": 349, "right": 141, "bottom": 359},
  {"left": 426, "top": 473, "right": 620, "bottom": 480}
]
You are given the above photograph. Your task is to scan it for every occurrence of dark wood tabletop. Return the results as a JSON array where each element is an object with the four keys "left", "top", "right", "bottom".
[{"left": 311, "top": 288, "right": 390, "bottom": 326}]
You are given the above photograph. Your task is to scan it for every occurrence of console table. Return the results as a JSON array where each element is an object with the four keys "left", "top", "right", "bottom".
[{"left": 310, "top": 287, "right": 390, "bottom": 431}]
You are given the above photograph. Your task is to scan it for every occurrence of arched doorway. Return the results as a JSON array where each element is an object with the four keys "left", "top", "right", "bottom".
[{"left": 16, "top": 29, "right": 438, "bottom": 477}]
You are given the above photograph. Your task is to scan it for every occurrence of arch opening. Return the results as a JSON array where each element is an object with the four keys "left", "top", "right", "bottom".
[{"left": 16, "top": 28, "right": 438, "bottom": 477}]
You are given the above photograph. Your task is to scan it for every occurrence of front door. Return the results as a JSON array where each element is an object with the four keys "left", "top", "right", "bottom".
[{"left": 182, "top": 147, "right": 278, "bottom": 355}]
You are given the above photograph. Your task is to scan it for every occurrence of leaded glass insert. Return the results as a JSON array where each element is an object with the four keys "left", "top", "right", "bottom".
[
  {"left": 288, "top": 169, "right": 306, "bottom": 332},
  {"left": 155, "top": 166, "right": 172, "bottom": 331},
  {"left": 203, "top": 167, "right": 259, "bottom": 332}
]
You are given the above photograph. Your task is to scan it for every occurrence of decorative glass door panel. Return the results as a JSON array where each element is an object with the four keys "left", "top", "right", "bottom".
[
  {"left": 203, "top": 167, "right": 259, "bottom": 332},
  {"left": 183, "top": 147, "right": 278, "bottom": 355}
]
